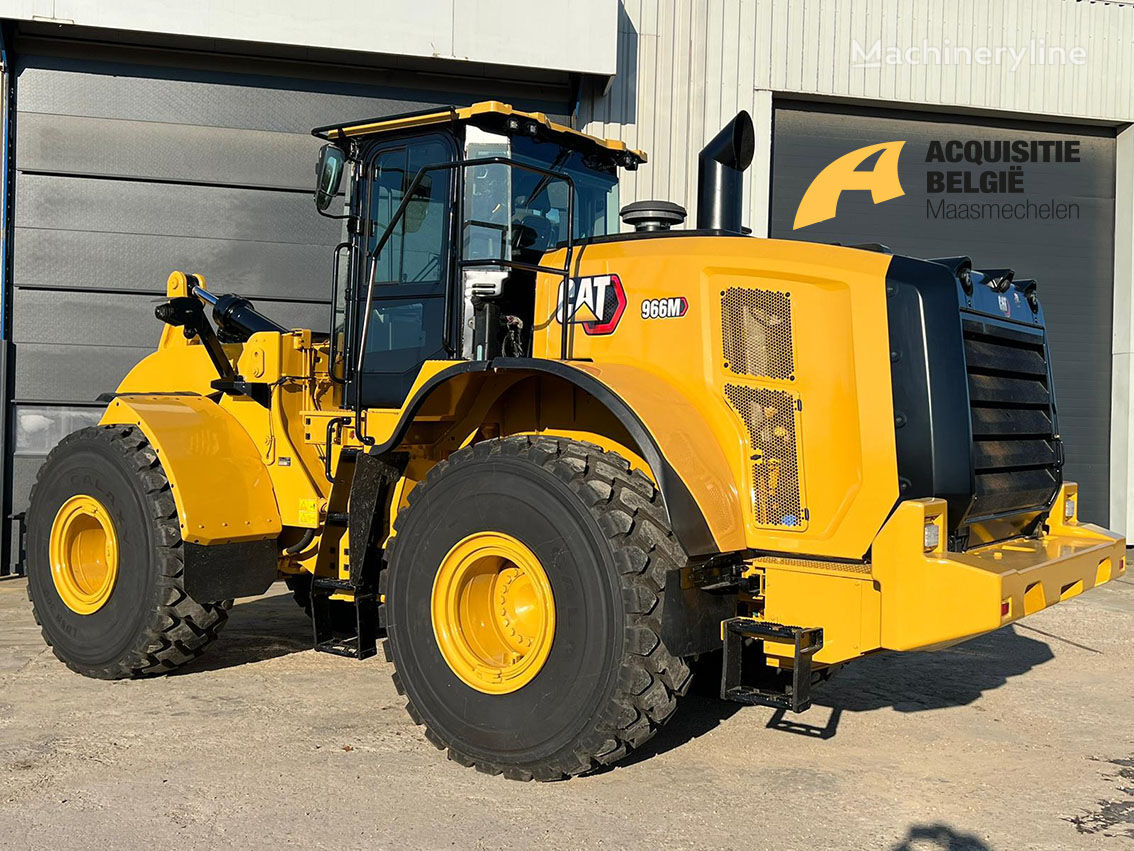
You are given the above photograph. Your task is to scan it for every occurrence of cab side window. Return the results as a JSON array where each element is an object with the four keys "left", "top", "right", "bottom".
[{"left": 368, "top": 138, "right": 451, "bottom": 285}]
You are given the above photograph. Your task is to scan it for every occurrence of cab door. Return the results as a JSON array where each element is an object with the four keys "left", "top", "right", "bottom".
[{"left": 349, "top": 133, "right": 457, "bottom": 409}]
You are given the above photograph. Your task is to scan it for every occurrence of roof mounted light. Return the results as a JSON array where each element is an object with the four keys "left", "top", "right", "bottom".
[
  {"left": 931, "top": 256, "right": 974, "bottom": 295},
  {"left": 958, "top": 266, "right": 973, "bottom": 295},
  {"left": 1019, "top": 279, "right": 1039, "bottom": 313}
]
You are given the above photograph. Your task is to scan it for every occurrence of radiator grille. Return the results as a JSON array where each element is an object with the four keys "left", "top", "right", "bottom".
[
  {"left": 721, "top": 288, "right": 794, "bottom": 380},
  {"left": 962, "top": 317, "right": 1060, "bottom": 520},
  {"left": 725, "top": 384, "right": 806, "bottom": 529}
]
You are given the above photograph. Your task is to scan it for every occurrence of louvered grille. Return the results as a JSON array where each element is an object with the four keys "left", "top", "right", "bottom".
[
  {"left": 724, "top": 384, "right": 807, "bottom": 529},
  {"left": 721, "top": 288, "right": 794, "bottom": 380},
  {"left": 962, "top": 317, "right": 1060, "bottom": 519}
]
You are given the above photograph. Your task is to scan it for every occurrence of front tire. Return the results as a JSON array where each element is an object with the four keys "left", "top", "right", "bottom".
[
  {"left": 25, "top": 425, "right": 228, "bottom": 679},
  {"left": 382, "top": 436, "right": 691, "bottom": 780}
]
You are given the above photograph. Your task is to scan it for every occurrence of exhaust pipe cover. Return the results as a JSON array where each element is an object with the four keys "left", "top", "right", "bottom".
[{"left": 696, "top": 111, "right": 755, "bottom": 233}]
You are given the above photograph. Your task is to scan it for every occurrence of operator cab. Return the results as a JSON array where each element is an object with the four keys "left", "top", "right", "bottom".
[{"left": 311, "top": 102, "right": 645, "bottom": 409}]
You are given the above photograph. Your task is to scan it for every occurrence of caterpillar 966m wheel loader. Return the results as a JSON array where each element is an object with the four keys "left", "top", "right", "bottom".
[{"left": 25, "top": 102, "right": 1124, "bottom": 779}]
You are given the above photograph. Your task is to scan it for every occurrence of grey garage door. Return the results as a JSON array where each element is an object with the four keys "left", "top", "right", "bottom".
[
  {"left": 770, "top": 101, "right": 1116, "bottom": 526},
  {"left": 6, "top": 38, "right": 568, "bottom": 558}
]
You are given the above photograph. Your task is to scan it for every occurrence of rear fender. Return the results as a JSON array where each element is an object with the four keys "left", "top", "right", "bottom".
[{"left": 378, "top": 360, "right": 745, "bottom": 558}]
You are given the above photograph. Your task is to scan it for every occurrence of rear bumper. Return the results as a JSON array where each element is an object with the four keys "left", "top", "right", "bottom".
[{"left": 755, "top": 483, "right": 1125, "bottom": 665}]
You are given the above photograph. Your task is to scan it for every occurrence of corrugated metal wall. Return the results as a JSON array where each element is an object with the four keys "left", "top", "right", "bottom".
[
  {"left": 5, "top": 35, "right": 569, "bottom": 548},
  {"left": 581, "top": 0, "right": 1134, "bottom": 225}
]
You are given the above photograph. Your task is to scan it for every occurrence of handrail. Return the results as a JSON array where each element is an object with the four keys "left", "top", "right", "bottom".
[
  {"left": 327, "top": 241, "right": 357, "bottom": 385},
  {"left": 351, "top": 155, "right": 576, "bottom": 445}
]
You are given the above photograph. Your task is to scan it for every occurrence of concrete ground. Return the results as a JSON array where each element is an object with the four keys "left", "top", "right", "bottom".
[{"left": 0, "top": 574, "right": 1130, "bottom": 851}]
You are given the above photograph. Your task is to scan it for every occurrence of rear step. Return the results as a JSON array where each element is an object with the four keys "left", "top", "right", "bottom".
[
  {"left": 311, "top": 576, "right": 379, "bottom": 659},
  {"left": 720, "top": 618, "right": 823, "bottom": 713}
]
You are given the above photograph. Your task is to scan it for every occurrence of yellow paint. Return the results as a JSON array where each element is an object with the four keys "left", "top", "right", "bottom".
[
  {"left": 534, "top": 236, "right": 898, "bottom": 560},
  {"left": 751, "top": 494, "right": 1123, "bottom": 666},
  {"left": 430, "top": 531, "right": 555, "bottom": 695},
  {"left": 322, "top": 100, "right": 646, "bottom": 162},
  {"left": 49, "top": 494, "right": 119, "bottom": 615},
  {"left": 870, "top": 496, "right": 1123, "bottom": 653},
  {"left": 100, "top": 395, "right": 282, "bottom": 545}
]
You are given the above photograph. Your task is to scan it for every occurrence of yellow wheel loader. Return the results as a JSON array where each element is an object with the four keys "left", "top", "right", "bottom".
[{"left": 24, "top": 102, "right": 1125, "bottom": 779}]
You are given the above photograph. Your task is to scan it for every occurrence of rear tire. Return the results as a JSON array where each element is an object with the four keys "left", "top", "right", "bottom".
[
  {"left": 382, "top": 435, "right": 691, "bottom": 780},
  {"left": 25, "top": 425, "right": 228, "bottom": 679}
]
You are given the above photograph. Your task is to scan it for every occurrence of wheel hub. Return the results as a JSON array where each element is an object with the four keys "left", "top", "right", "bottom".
[
  {"left": 48, "top": 494, "right": 119, "bottom": 615},
  {"left": 431, "top": 532, "right": 555, "bottom": 694}
]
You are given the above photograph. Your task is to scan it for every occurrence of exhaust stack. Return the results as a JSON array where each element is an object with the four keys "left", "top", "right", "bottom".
[{"left": 696, "top": 111, "right": 755, "bottom": 232}]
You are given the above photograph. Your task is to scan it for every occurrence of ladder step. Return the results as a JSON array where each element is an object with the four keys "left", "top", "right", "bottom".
[
  {"left": 720, "top": 618, "right": 823, "bottom": 713},
  {"left": 310, "top": 578, "right": 379, "bottom": 660},
  {"left": 325, "top": 512, "right": 349, "bottom": 527},
  {"left": 312, "top": 576, "right": 355, "bottom": 592}
]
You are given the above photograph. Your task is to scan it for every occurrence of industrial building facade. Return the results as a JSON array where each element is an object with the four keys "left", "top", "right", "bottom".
[{"left": 1, "top": 0, "right": 1131, "bottom": 571}]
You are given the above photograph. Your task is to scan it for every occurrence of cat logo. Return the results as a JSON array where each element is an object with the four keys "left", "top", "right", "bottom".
[
  {"left": 793, "top": 141, "right": 906, "bottom": 229},
  {"left": 556, "top": 274, "right": 627, "bottom": 336}
]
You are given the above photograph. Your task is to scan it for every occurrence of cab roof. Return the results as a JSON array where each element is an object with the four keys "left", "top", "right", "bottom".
[{"left": 311, "top": 100, "right": 646, "bottom": 165}]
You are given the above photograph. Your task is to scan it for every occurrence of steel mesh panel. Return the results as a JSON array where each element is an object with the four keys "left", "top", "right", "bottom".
[
  {"left": 724, "top": 384, "right": 806, "bottom": 529},
  {"left": 721, "top": 287, "right": 794, "bottom": 380}
]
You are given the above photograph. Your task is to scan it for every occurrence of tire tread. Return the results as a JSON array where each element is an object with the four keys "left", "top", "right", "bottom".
[
  {"left": 26, "top": 425, "right": 227, "bottom": 679},
  {"left": 382, "top": 435, "right": 692, "bottom": 780}
]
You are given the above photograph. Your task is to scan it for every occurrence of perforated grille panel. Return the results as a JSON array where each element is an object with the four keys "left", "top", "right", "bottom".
[
  {"left": 721, "top": 288, "right": 794, "bottom": 380},
  {"left": 724, "top": 384, "right": 806, "bottom": 529}
]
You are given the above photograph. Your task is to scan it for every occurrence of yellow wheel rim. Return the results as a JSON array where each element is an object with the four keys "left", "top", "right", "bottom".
[
  {"left": 49, "top": 494, "right": 120, "bottom": 615},
  {"left": 431, "top": 532, "right": 555, "bottom": 695}
]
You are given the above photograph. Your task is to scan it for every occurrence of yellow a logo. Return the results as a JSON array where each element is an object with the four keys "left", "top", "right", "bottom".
[{"left": 793, "top": 141, "right": 906, "bottom": 229}]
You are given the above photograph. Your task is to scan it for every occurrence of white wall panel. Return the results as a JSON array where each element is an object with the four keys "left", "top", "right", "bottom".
[
  {"left": 0, "top": 0, "right": 619, "bottom": 75},
  {"left": 582, "top": 0, "right": 1133, "bottom": 233}
]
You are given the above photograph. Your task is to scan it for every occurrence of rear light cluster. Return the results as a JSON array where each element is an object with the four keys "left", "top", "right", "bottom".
[
  {"left": 923, "top": 520, "right": 941, "bottom": 551},
  {"left": 1064, "top": 493, "right": 1077, "bottom": 521}
]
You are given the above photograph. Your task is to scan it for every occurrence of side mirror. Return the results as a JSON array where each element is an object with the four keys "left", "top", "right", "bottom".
[{"left": 314, "top": 144, "right": 346, "bottom": 212}]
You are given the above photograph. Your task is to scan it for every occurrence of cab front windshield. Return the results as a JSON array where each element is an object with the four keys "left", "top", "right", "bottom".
[{"left": 462, "top": 133, "right": 620, "bottom": 264}]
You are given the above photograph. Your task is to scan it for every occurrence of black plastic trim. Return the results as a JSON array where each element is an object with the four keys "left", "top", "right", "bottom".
[{"left": 885, "top": 255, "right": 976, "bottom": 531}]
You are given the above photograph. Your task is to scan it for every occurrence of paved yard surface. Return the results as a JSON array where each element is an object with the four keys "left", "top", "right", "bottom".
[{"left": 0, "top": 573, "right": 1130, "bottom": 850}]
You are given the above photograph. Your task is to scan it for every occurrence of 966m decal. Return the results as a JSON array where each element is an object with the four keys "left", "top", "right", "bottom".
[{"left": 641, "top": 297, "right": 688, "bottom": 320}]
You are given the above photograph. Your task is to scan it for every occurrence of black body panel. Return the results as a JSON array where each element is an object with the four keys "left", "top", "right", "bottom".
[
  {"left": 885, "top": 255, "right": 975, "bottom": 529},
  {"left": 885, "top": 255, "right": 1061, "bottom": 538}
]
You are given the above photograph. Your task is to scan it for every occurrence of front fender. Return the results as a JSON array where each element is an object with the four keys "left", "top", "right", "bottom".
[{"left": 101, "top": 394, "right": 282, "bottom": 546}]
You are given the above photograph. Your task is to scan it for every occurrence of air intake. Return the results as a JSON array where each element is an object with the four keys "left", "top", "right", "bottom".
[
  {"left": 724, "top": 385, "right": 807, "bottom": 529},
  {"left": 620, "top": 200, "right": 687, "bottom": 232},
  {"left": 721, "top": 287, "right": 794, "bottom": 380}
]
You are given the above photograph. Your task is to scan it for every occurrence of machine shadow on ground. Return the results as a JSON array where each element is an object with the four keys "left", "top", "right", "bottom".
[
  {"left": 173, "top": 591, "right": 1058, "bottom": 753},
  {"left": 618, "top": 624, "right": 1059, "bottom": 759},
  {"left": 812, "top": 625, "right": 1056, "bottom": 714},
  {"left": 173, "top": 589, "right": 312, "bottom": 675},
  {"left": 891, "top": 823, "right": 991, "bottom": 850}
]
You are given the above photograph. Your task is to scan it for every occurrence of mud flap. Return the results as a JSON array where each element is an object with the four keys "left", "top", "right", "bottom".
[{"left": 182, "top": 539, "right": 278, "bottom": 602}]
